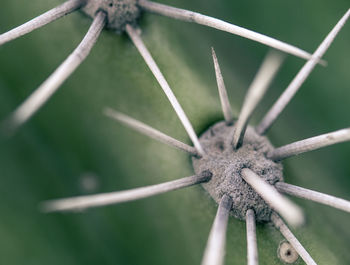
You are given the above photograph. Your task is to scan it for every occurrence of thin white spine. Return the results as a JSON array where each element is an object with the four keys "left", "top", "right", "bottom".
[
  {"left": 246, "top": 209, "right": 259, "bottom": 265},
  {"left": 275, "top": 182, "right": 350, "bottom": 213},
  {"left": 211, "top": 47, "right": 233, "bottom": 125},
  {"left": 232, "top": 51, "right": 285, "bottom": 148},
  {"left": 104, "top": 107, "right": 198, "bottom": 156},
  {"left": 256, "top": 9, "right": 350, "bottom": 135},
  {"left": 41, "top": 173, "right": 211, "bottom": 212},
  {"left": 6, "top": 11, "right": 106, "bottom": 132},
  {"left": 138, "top": 0, "right": 313, "bottom": 60},
  {"left": 201, "top": 194, "right": 232, "bottom": 265},
  {"left": 271, "top": 213, "right": 318, "bottom": 265},
  {"left": 268, "top": 128, "right": 350, "bottom": 161},
  {"left": 0, "top": 0, "right": 86, "bottom": 46},
  {"left": 241, "top": 168, "right": 304, "bottom": 227},
  {"left": 125, "top": 24, "right": 204, "bottom": 156}
]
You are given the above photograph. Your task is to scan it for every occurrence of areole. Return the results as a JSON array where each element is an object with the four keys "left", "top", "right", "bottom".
[
  {"left": 192, "top": 121, "right": 283, "bottom": 222},
  {"left": 82, "top": 0, "right": 141, "bottom": 31}
]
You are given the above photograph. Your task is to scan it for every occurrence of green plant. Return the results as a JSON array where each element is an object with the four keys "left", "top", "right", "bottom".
[{"left": 0, "top": 1, "right": 349, "bottom": 265}]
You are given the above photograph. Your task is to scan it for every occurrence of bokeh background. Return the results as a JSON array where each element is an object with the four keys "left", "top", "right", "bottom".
[{"left": 0, "top": 0, "right": 349, "bottom": 264}]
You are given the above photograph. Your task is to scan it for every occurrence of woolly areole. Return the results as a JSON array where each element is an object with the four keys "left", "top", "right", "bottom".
[
  {"left": 192, "top": 121, "right": 284, "bottom": 222},
  {"left": 82, "top": 0, "right": 141, "bottom": 31}
]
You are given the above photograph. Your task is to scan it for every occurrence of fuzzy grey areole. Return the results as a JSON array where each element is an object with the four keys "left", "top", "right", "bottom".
[
  {"left": 192, "top": 121, "right": 283, "bottom": 222},
  {"left": 82, "top": 0, "right": 141, "bottom": 31}
]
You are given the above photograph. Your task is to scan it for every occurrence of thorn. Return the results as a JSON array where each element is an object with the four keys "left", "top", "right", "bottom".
[
  {"left": 1, "top": 11, "right": 106, "bottom": 133},
  {"left": 241, "top": 168, "right": 304, "bottom": 227},
  {"left": 211, "top": 47, "right": 234, "bottom": 125},
  {"left": 138, "top": 0, "right": 315, "bottom": 60},
  {"left": 256, "top": 9, "right": 350, "bottom": 135},
  {"left": 271, "top": 213, "right": 318, "bottom": 265},
  {"left": 246, "top": 209, "right": 259, "bottom": 265},
  {"left": 125, "top": 24, "right": 205, "bottom": 156},
  {"left": 268, "top": 128, "right": 350, "bottom": 161},
  {"left": 232, "top": 50, "right": 285, "bottom": 148},
  {"left": 104, "top": 107, "right": 199, "bottom": 156},
  {"left": 0, "top": 0, "right": 86, "bottom": 46},
  {"left": 276, "top": 182, "right": 350, "bottom": 213},
  {"left": 201, "top": 194, "right": 232, "bottom": 265},
  {"left": 41, "top": 174, "right": 210, "bottom": 212}
]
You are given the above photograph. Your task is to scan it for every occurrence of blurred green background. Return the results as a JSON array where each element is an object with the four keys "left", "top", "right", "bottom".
[{"left": 0, "top": 0, "right": 349, "bottom": 264}]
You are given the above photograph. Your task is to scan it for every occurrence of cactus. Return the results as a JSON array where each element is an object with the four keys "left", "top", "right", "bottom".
[{"left": 0, "top": 0, "right": 349, "bottom": 264}]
